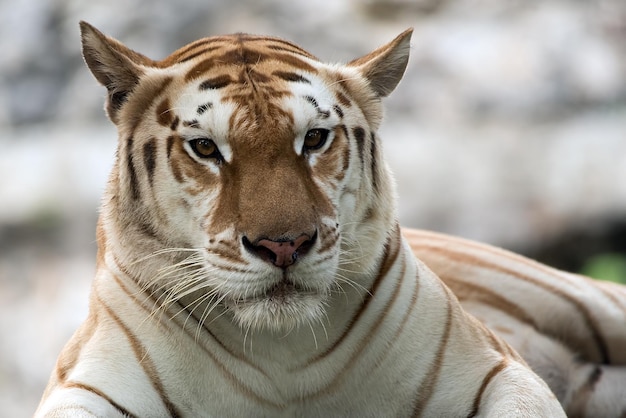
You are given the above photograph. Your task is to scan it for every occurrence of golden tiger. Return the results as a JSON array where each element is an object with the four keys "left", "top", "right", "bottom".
[{"left": 36, "top": 21, "right": 573, "bottom": 417}]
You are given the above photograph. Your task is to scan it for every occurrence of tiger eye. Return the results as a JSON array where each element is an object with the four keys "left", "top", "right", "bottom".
[
  {"left": 190, "top": 138, "right": 218, "bottom": 159},
  {"left": 303, "top": 129, "right": 329, "bottom": 151}
]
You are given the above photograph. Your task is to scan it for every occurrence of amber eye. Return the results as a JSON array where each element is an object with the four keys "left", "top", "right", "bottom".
[
  {"left": 189, "top": 138, "right": 222, "bottom": 161},
  {"left": 303, "top": 129, "right": 329, "bottom": 152}
]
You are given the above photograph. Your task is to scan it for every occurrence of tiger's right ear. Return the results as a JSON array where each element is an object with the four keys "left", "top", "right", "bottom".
[
  {"left": 80, "top": 21, "right": 154, "bottom": 122},
  {"left": 348, "top": 28, "right": 413, "bottom": 98}
]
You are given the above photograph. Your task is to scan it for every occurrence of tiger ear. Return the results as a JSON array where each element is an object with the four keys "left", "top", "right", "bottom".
[
  {"left": 348, "top": 28, "right": 413, "bottom": 97},
  {"left": 80, "top": 21, "right": 154, "bottom": 122}
]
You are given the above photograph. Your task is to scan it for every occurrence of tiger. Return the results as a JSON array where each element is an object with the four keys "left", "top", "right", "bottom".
[
  {"left": 35, "top": 21, "right": 567, "bottom": 417},
  {"left": 405, "top": 229, "right": 626, "bottom": 417}
]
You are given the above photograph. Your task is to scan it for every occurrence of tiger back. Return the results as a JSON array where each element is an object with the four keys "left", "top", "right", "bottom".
[{"left": 36, "top": 22, "right": 565, "bottom": 417}]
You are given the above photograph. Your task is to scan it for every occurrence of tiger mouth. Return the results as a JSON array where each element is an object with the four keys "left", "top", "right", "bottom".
[
  {"left": 234, "top": 280, "right": 314, "bottom": 305},
  {"left": 223, "top": 276, "right": 329, "bottom": 331}
]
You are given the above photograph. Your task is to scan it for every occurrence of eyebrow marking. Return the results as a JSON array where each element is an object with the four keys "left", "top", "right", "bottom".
[
  {"left": 305, "top": 95, "right": 319, "bottom": 108},
  {"left": 182, "top": 119, "right": 200, "bottom": 128},
  {"left": 333, "top": 104, "right": 344, "bottom": 119},
  {"left": 197, "top": 103, "right": 213, "bottom": 115},
  {"left": 304, "top": 95, "right": 331, "bottom": 118},
  {"left": 273, "top": 70, "right": 311, "bottom": 84}
]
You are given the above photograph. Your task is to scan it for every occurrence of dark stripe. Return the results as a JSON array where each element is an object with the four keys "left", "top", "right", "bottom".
[
  {"left": 126, "top": 136, "right": 140, "bottom": 200},
  {"left": 568, "top": 366, "right": 604, "bottom": 415},
  {"left": 220, "top": 47, "right": 267, "bottom": 66},
  {"left": 366, "top": 267, "right": 420, "bottom": 390},
  {"left": 305, "top": 95, "right": 319, "bottom": 109},
  {"left": 170, "top": 116, "right": 180, "bottom": 131},
  {"left": 166, "top": 135, "right": 175, "bottom": 160},
  {"left": 442, "top": 275, "right": 539, "bottom": 330},
  {"left": 594, "top": 281, "right": 626, "bottom": 317},
  {"left": 186, "top": 57, "right": 217, "bottom": 81},
  {"left": 467, "top": 360, "right": 508, "bottom": 417},
  {"left": 111, "top": 251, "right": 282, "bottom": 411},
  {"left": 166, "top": 135, "right": 184, "bottom": 184},
  {"left": 317, "top": 230, "right": 339, "bottom": 254},
  {"left": 273, "top": 70, "right": 311, "bottom": 84},
  {"left": 304, "top": 95, "right": 331, "bottom": 118},
  {"left": 270, "top": 52, "right": 317, "bottom": 73},
  {"left": 337, "top": 129, "right": 350, "bottom": 180},
  {"left": 426, "top": 246, "right": 611, "bottom": 364},
  {"left": 165, "top": 40, "right": 219, "bottom": 64},
  {"left": 64, "top": 381, "right": 138, "bottom": 418},
  {"left": 177, "top": 45, "right": 222, "bottom": 64},
  {"left": 352, "top": 126, "right": 366, "bottom": 167},
  {"left": 56, "top": 311, "right": 98, "bottom": 383},
  {"left": 137, "top": 219, "right": 161, "bottom": 241},
  {"left": 305, "top": 226, "right": 401, "bottom": 365},
  {"left": 127, "top": 76, "right": 173, "bottom": 134},
  {"left": 335, "top": 91, "right": 351, "bottom": 108},
  {"left": 589, "top": 366, "right": 603, "bottom": 387},
  {"left": 174, "top": 39, "right": 213, "bottom": 56},
  {"left": 143, "top": 138, "right": 156, "bottom": 185},
  {"left": 183, "top": 119, "right": 200, "bottom": 128},
  {"left": 339, "top": 124, "right": 349, "bottom": 139},
  {"left": 160, "top": 304, "right": 282, "bottom": 409},
  {"left": 208, "top": 241, "right": 245, "bottom": 264},
  {"left": 370, "top": 132, "right": 379, "bottom": 192},
  {"left": 199, "top": 74, "right": 233, "bottom": 90},
  {"left": 108, "top": 268, "right": 271, "bottom": 386},
  {"left": 484, "top": 326, "right": 513, "bottom": 358},
  {"left": 303, "top": 233, "right": 407, "bottom": 401},
  {"left": 156, "top": 98, "right": 173, "bottom": 127},
  {"left": 411, "top": 288, "right": 453, "bottom": 416},
  {"left": 333, "top": 104, "right": 344, "bottom": 118},
  {"left": 264, "top": 40, "right": 316, "bottom": 59},
  {"left": 197, "top": 102, "right": 212, "bottom": 115},
  {"left": 98, "top": 294, "right": 183, "bottom": 417}
]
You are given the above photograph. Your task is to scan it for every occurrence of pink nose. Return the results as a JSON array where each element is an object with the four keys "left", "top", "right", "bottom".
[{"left": 244, "top": 233, "right": 316, "bottom": 268}]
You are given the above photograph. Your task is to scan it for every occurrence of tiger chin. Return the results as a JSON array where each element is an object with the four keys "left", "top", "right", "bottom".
[{"left": 35, "top": 22, "right": 572, "bottom": 417}]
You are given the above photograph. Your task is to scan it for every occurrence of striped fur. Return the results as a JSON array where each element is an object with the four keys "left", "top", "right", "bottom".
[
  {"left": 405, "top": 229, "right": 626, "bottom": 417},
  {"left": 37, "top": 22, "right": 565, "bottom": 417}
]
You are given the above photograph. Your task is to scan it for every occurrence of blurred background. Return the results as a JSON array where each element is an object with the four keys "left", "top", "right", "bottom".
[{"left": 1, "top": 0, "right": 625, "bottom": 415}]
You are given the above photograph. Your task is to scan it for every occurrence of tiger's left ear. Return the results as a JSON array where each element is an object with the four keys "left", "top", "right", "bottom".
[
  {"left": 80, "top": 21, "right": 155, "bottom": 123},
  {"left": 348, "top": 28, "right": 413, "bottom": 98}
]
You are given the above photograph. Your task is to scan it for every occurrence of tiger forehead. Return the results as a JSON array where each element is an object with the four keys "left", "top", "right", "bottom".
[{"left": 158, "top": 33, "right": 320, "bottom": 81}]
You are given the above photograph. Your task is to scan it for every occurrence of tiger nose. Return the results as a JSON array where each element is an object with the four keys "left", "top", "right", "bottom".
[{"left": 243, "top": 232, "right": 317, "bottom": 268}]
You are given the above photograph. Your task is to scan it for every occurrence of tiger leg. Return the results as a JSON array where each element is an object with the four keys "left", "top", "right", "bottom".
[
  {"left": 468, "top": 303, "right": 626, "bottom": 417},
  {"left": 523, "top": 338, "right": 626, "bottom": 417},
  {"left": 35, "top": 386, "right": 128, "bottom": 418},
  {"left": 473, "top": 360, "right": 564, "bottom": 417},
  {"left": 573, "top": 365, "right": 626, "bottom": 417}
]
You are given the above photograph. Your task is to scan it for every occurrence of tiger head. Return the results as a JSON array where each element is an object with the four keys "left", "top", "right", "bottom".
[{"left": 81, "top": 22, "right": 411, "bottom": 332}]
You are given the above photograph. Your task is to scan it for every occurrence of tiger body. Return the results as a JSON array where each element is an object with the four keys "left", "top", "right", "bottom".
[
  {"left": 36, "top": 23, "right": 568, "bottom": 417},
  {"left": 406, "top": 229, "right": 626, "bottom": 417}
]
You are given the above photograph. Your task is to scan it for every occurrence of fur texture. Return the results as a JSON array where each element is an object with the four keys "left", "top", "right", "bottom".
[{"left": 36, "top": 23, "right": 568, "bottom": 417}]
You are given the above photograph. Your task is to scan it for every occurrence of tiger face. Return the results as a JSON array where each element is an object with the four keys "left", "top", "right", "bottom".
[{"left": 83, "top": 24, "right": 411, "bottom": 332}]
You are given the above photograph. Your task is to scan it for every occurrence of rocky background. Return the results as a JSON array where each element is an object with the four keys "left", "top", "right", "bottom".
[{"left": 1, "top": 0, "right": 625, "bottom": 415}]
